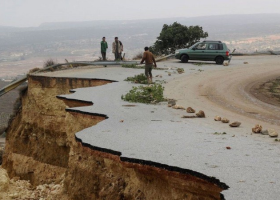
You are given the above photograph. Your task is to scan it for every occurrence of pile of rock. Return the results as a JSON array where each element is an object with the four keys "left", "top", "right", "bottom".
[
  {"left": 214, "top": 116, "right": 241, "bottom": 127},
  {"left": 252, "top": 124, "right": 278, "bottom": 137},
  {"left": 0, "top": 167, "right": 65, "bottom": 200}
]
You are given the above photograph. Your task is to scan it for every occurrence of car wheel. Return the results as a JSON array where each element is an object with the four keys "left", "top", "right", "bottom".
[
  {"left": 215, "top": 56, "right": 224, "bottom": 65},
  {"left": 181, "top": 55, "right": 189, "bottom": 63}
]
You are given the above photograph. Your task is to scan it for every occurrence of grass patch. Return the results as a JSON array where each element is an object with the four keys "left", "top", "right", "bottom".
[
  {"left": 269, "top": 79, "right": 280, "bottom": 93},
  {"left": 122, "top": 64, "right": 167, "bottom": 70},
  {"left": 177, "top": 68, "right": 184, "bottom": 74},
  {"left": 121, "top": 83, "right": 166, "bottom": 104},
  {"left": 213, "top": 132, "right": 227, "bottom": 135},
  {"left": 193, "top": 62, "right": 203, "bottom": 66},
  {"left": 122, "top": 64, "right": 142, "bottom": 69},
  {"left": 124, "top": 73, "right": 148, "bottom": 84}
]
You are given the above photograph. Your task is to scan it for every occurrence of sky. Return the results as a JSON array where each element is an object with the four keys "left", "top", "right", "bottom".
[{"left": 1, "top": 0, "right": 280, "bottom": 27}]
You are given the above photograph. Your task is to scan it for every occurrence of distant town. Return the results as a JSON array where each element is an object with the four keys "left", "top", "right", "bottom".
[{"left": 1, "top": 14, "right": 280, "bottom": 80}]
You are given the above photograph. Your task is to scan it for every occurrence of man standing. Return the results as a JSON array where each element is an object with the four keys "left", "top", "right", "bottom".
[
  {"left": 140, "top": 47, "right": 157, "bottom": 84},
  {"left": 112, "top": 37, "right": 123, "bottom": 60},
  {"left": 100, "top": 37, "right": 108, "bottom": 61}
]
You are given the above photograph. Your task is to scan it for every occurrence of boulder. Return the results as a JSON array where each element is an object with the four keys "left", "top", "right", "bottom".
[
  {"left": 261, "top": 129, "right": 269, "bottom": 135},
  {"left": 172, "top": 105, "right": 185, "bottom": 109},
  {"left": 268, "top": 129, "right": 278, "bottom": 137},
  {"left": 196, "top": 110, "right": 205, "bottom": 118},
  {"left": 221, "top": 118, "right": 229, "bottom": 123},
  {"left": 229, "top": 122, "right": 241, "bottom": 127},
  {"left": 252, "top": 124, "right": 262, "bottom": 133},
  {"left": 214, "top": 116, "right": 221, "bottom": 121},
  {"left": 186, "top": 107, "right": 196, "bottom": 113}
]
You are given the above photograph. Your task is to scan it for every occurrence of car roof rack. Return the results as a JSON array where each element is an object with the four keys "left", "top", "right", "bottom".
[{"left": 202, "top": 40, "right": 222, "bottom": 43}]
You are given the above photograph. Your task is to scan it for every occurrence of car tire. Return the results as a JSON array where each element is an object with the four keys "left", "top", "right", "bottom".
[
  {"left": 181, "top": 55, "right": 189, "bottom": 63},
  {"left": 215, "top": 56, "right": 224, "bottom": 65}
]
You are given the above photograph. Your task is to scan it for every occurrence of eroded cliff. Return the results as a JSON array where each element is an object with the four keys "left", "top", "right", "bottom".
[{"left": 2, "top": 74, "right": 227, "bottom": 200}]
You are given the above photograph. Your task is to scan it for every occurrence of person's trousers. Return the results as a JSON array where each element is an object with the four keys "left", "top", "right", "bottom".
[
  {"left": 101, "top": 52, "right": 106, "bottom": 60},
  {"left": 145, "top": 64, "right": 153, "bottom": 77},
  {"left": 114, "top": 52, "right": 121, "bottom": 60}
]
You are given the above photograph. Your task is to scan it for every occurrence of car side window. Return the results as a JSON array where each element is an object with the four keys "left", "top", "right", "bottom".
[
  {"left": 218, "top": 44, "right": 223, "bottom": 50},
  {"left": 208, "top": 43, "right": 219, "bottom": 50},
  {"left": 195, "top": 43, "right": 207, "bottom": 50}
]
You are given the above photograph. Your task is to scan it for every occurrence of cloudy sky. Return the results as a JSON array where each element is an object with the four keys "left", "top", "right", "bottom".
[{"left": 1, "top": 0, "right": 280, "bottom": 27}]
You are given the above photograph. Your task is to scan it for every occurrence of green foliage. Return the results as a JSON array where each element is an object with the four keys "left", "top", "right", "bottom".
[
  {"left": 121, "top": 84, "right": 166, "bottom": 104},
  {"left": 177, "top": 68, "right": 184, "bottom": 74},
  {"left": 122, "top": 64, "right": 143, "bottom": 69},
  {"left": 213, "top": 132, "right": 227, "bottom": 135},
  {"left": 124, "top": 73, "right": 148, "bottom": 84},
  {"left": 149, "top": 22, "right": 208, "bottom": 55},
  {"left": 121, "top": 64, "right": 167, "bottom": 70},
  {"left": 193, "top": 62, "right": 204, "bottom": 66}
]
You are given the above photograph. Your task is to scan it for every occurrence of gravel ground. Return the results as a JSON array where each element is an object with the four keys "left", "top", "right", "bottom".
[{"left": 41, "top": 56, "right": 280, "bottom": 200}]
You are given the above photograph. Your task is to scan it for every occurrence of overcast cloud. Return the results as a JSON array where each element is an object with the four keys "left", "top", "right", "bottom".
[{"left": 1, "top": 0, "right": 280, "bottom": 27}]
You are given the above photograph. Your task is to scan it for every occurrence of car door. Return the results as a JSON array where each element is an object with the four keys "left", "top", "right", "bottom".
[
  {"left": 189, "top": 43, "right": 207, "bottom": 60},
  {"left": 205, "top": 43, "right": 224, "bottom": 60}
]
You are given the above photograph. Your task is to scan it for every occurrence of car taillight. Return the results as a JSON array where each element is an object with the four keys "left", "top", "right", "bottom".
[{"left": 226, "top": 51, "right": 229, "bottom": 56}]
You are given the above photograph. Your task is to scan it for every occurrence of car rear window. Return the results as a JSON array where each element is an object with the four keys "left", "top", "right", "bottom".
[{"left": 208, "top": 43, "right": 224, "bottom": 50}]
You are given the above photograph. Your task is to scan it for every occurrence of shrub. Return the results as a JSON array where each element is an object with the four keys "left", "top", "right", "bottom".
[
  {"left": 122, "top": 64, "right": 142, "bottom": 69},
  {"left": 44, "top": 59, "right": 56, "bottom": 68},
  {"left": 121, "top": 83, "right": 165, "bottom": 104},
  {"left": 121, "top": 64, "right": 166, "bottom": 70},
  {"left": 29, "top": 67, "right": 41, "bottom": 73},
  {"left": 177, "top": 68, "right": 184, "bottom": 74},
  {"left": 124, "top": 73, "right": 148, "bottom": 84}
]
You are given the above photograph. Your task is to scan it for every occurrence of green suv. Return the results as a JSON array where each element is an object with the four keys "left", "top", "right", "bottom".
[{"left": 175, "top": 41, "right": 230, "bottom": 65}]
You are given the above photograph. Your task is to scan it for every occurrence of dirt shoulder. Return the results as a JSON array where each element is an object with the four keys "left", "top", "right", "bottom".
[
  {"left": 250, "top": 76, "right": 280, "bottom": 107},
  {"left": 165, "top": 55, "right": 280, "bottom": 129}
]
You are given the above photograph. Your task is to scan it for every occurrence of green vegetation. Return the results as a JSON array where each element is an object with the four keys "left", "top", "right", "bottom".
[
  {"left": 121, "top": 84, "right": 166, "bottom": 104},
  {"left": 193, "top": 62, "right": 204, "bottom": 66},
  {"left": 122, "top": 64, "right": 167, "bottom": 70},
  {"left": 177, "top": 68, "right": 184, "bottom": 74},
  {"left": 122, "top": 64, "right": 143, "bottom": 69},
  {"left": 213, "top": 132, "right": 227, "bottom": 135},
  {"left": 124, "top": 73, "right": 148, "bottom": 84},
  {"left": 149, "top": 22, "right": 208, "bottom": 55},
  {"left": 269, "top": 79, "right": 280, "bottom": 94}
]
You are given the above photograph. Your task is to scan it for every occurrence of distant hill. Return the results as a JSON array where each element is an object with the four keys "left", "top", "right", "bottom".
[
  {"left": 0, "top": 13, "right": 280, "bottom": 58},
  {"left": 37, "top": 13, "right": 280, "bottom": 38}
]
